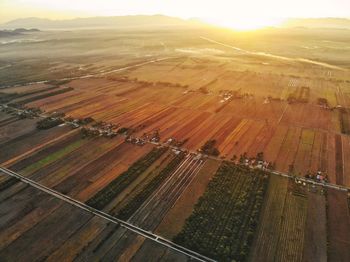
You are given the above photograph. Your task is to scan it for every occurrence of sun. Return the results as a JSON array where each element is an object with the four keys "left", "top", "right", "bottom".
[{"left": 204, "top": 16, "right": 284, "bottom": 31}]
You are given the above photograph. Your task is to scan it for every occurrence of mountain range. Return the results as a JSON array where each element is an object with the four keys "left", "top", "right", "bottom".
[
  {"left": 0, "top": 15, "right": 199, "bottom": 30},
  {"left": 281, "top": 18, "right": 350, "bottom": 29},
  {"left": 0, "top": 15, "right": 349, "bottom": 30}
]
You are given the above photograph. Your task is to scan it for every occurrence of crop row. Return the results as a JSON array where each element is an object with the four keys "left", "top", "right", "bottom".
[
  {"left": 0, "top": 177, "right": 20, "bottom": 192},
  {"left": 10, "top": 87, "right": 74, "bottom": 106},
  {"left": 0, "top": 86, "right": 59, "bottom": 103},
  {"left": 339, "top": 108, "right": 350, "bottom": 134},
  {"left": 174, "top": 162, "right": 269, "bottom": 261},
  {"left": 116, "top": 152, "right": 186, "bottom": 220},
  {"left": 86, "top": 147, "right": 167, "bottom": 210},
  {"left": 22, "top": 139, "right": 85, "bottom": 174}
]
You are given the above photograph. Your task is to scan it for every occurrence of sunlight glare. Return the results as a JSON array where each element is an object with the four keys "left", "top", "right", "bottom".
[{"left": 204, "top": 16, "right": 285, "bottom": 31}]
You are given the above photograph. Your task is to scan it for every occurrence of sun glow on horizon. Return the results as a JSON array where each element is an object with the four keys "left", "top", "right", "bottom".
[
  {"left": 0, "top": 0, "right": 349, "bottom": 25},
  {"left": 204, "top": 17, "right": 285, "bottom": 31}
]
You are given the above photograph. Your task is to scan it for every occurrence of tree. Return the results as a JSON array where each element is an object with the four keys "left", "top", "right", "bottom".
[
  {"left": 37, "top": 117, "right": 63, "bottom": 130},
  {"left": 201, "top": 140, "right": 220, "bottom": 156}
]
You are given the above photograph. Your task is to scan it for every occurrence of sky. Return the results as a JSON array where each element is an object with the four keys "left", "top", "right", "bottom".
[{"left": 1, "top": 0, "right": 350, "bottom": 29}]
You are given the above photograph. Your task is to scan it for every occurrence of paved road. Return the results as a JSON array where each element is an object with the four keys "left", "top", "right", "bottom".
[
  {"left": 2, "top": 103, "right": 348, "bottom": 193},
  {"left": 83, "top": 153, "right": 206, "bottom": 260},
  {"left": 200, "top": 36, "right": 346, "bottom": 71},
  {"left": 208, "top": 156, "right": 348, "bottom": 192},
  {"left": 149, "top": 142, "right": 349, "bottom": 192},
  {"left": 0, "top": 166, "right": 216, "bottom": 262}
]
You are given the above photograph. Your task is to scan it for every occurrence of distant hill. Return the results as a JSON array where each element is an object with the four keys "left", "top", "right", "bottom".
[
  {"left": 2, "top": 16, "right": 348, "bottom": 31},
  {"left": 282, "top": 18, "right": 350, "bottom": 29},
  {"left": 0, "top": 15, "right": 201, "bottom": 30},
  {"left": 0, "top": 28, "right": 40, "bottom": 37}
]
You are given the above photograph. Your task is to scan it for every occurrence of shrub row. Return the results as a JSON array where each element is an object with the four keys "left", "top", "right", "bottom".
[
  {"left": 37, "top": 117, "right": 64, "bottom": 130},
  {"left": 15, "top": 87, "right": 74, "bottom": 105},
  {"left": 86, "top": 147, "right": 167, "bottom": 210},
  {"left": 117, "top": 152, "right": 186, "bottom": 220}
]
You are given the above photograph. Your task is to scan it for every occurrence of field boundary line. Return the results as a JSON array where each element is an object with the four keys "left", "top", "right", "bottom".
[
  {"left": 0, "top": 129, "right": 79, "bottom": 167},
  {"left": 150, "top": 141, "right": 350, "bottom": 192},
  {"left": 0, "top": 167, "right": 216, "bottom": 262},
  {"left": 129, "top": 155, "right": 195, "bottom": 222}
]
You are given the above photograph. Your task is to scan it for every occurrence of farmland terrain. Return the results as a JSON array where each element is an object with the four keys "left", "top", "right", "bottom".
[{"left": 0, "top": 22, "right": 350, "bottom": 261}]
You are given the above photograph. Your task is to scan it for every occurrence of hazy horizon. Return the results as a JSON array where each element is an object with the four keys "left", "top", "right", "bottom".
[{"left": 1, "top": 0, "right": 350, "bottom": 30}]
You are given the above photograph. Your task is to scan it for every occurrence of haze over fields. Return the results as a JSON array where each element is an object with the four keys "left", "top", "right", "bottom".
[{"left": 0, "top": 0, "right": 350, "bottom": 261}]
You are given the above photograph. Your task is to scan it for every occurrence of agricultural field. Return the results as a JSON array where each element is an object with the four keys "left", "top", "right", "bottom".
[
  {"left": 326, "top": 189, "right": 350, "bottom": 262},
  {"left": 0, "top": 24, "right": 350, "bottom": 261},
  {"left": 0, "top": 179, "right": 189, "bottom": 261},
  {"left": 252, "top": 177, "right": 309, "bottom": 261},
  {"left": 2, "top": 30, "right": 350, "bottom": 186},
  {"left": 174, "top": 162, "right": 269, "bottom": 261}
]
